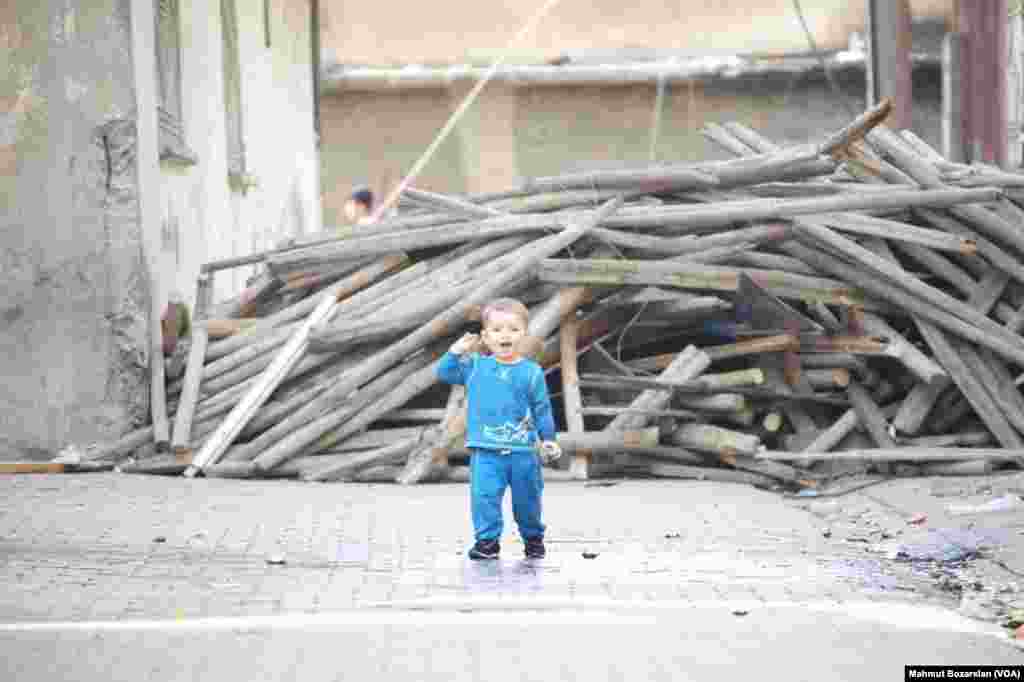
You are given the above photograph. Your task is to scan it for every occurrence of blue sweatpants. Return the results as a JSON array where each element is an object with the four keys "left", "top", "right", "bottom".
[{"left": 469, "top": 448, "right": 545, "bottom": 542}]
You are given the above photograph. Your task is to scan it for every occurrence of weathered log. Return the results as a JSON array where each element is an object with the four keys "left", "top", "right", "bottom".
[
  {"left": 380, "top": 238, "right": 542, "bottom": 314},
  {"left": 302, "top": 437, "right": 422, "bottom": 482},
  {"left": 795, "top": 219, "right": 1024, "bottom": 353},
  {"left": 782, "top": 241, "right": 1024, "bottom": 367},
  {"left": 559, "top": 315, "right": 588, "bottom": 478},
  {"left": 720, "top": 251, "right": 821, "bottom": 277},
  {"left": 846, "top": 382, "right": 897, "bottom": 448},
  {"left": 702, "top": 122, "right": 759, "bottom": 156},
  {"left": 580, "top": 373, "right": 852, "bottom": 406},
  {"left": 959, "top": 346, "right": 1024, "bottom": 440},
  {"left": 312, "top": 426, "right": 430, "bottom": 453},
  {"left": 309, "top": 260, "right": 533, "bottom": 354},
  {"left": 149, "top": 291, "right": 170, "bottom": 451},
  {"left": 204, "top": 318, "right": 260, "bottom": 339},
  {"left": 731, "top": 455, "right": 806, "bottom": 485},
  {"left": 669, "top": 423, "right": 761, "bottom": 459},
  {"left": 232, "top": 349, "right": 436, "bottom": 468},
  {"left": 619, "top": 447, "right": 706, "bottom": 466},
  {"left": 81, "top": 426, "right": 156, "bottom": 462},
  {"left": 919, "top": 460, "right": 995, "bottom": 476},
  {"left": 376, "top": 409, "right": 449, "bottom": 424},
  {"left": 580, "top": 406, "right": 700, "bottom": 420},
  {"left": 269, "top": 199, "right": 626, "bottom": 476},
  {"left": 759, "top": 447, "right": 1020, "bottom": 462},
  {"left": 184, "top": 289, "right": 344, "bottom": 477},
  {"left": 898, "top": 430, "right": 994, "bottom": 447},
  {"left": 808, "top": 212, "right": 976, "bottom": 255},
  {"left": 867, "top": 126, "right": 1024, "bottom": 258},
  {"left": 231, "top": 351, "right": 376, "bottom": 442},
  {"left": 889, "top": 241, "right": 1016, "bottom": 323},
  {"left": 929, "top": 387, "right": 974, "bottom": 434},
  {"left": 556, "top": 428, "right": 660, "bottom": 454},
  {"left": 800, "top": 352, "right": 869, "bottom": 374},
  {"left": 803, "top": 368, "right": 851, "bottom": 390},
  {"left": 202, "top": 252, "right": 413, "bottom": 363},
  {"left": 170, "top": 273, "right": 212, "bottom": 454},
  {"left": 597, "top": 187, "right": 999, "bottom": 234},
  {"left": 968, "top": 269, "right": 1012, "bottom": 317},
  {"left": 675, "top": 393, "right": 748, "bottom": 413},
  {"left": 913, "top": 207, "right": 1024, "bottom": 286},
  {"left": 891, "top": 378, "right": 951, "bottom": 436},
  {"left": 268, "top": 213, "right": 567, "bottom": 270},
  {"left": 860, "top": 312, "right": 947, "bottom": 386},
  {"left": 915, "top": 320, "right": 1024, "bottom": 449},
  {"left": 538, "top": 258, "right": 867, "bottom": 307},
  {"left": 648, "top": 463, "right": 779, "bottom": 488},
  {"left": 402, "top": 186, "right": 506, "bottom": 219}
]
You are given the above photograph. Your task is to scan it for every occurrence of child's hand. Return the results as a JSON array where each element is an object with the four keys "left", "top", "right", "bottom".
[
  {"left": 538, "top": 440, "right": 562, "bottom": 464},
  {"left": 451, "top": 333, "right": 480, "bottom": 355}
]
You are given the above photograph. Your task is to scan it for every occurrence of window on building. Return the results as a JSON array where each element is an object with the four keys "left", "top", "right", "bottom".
[
  {"left": 155, "top": 0, "right": 196, "bottom": 163},
  {"left": 221, "top": 0, "right": 249, "bottom": 190}
]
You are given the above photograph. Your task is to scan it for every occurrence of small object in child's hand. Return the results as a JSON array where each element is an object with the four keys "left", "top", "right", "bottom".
[{"left": 538, "top": 441, "right": 562, "bottom": 464}]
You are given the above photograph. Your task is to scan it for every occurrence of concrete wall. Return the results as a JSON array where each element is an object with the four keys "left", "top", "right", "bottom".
[
  {"left": 0, "top": 0, "right": 321, "bottom": 457},
  {"left": 319, "top": 64, "right": 943, "bottom": 208},
  {"left": 0, "top": 1, "right": 149, "bottom": 458},
  {"left": 321, "top": 0, "right": 954, "bottom": 65}
]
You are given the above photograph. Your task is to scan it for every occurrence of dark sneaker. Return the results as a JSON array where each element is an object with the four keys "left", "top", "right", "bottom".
[
  {"left": 524, "top": 536, "right": 546, "bottom": 559},
  {"left": 468, "top": 539, "right": 500, "bottom": 560}
]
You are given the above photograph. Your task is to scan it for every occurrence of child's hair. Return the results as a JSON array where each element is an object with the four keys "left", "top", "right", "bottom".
[
  {"left": 349, "top": 186, "right": 374, "bottom": 210},
  {"left": 481, "top": 298, "right": 529, "bottom": 328}
]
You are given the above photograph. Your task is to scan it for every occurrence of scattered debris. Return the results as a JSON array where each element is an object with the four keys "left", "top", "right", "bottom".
[
  {"left": 947, "top": 494, "right": 1024, "bottom": 516},
  {"left": 908, "top": 513, "right": 928, "bottom": 525}
]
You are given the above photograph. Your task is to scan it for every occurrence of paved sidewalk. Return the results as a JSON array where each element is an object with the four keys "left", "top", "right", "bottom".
[
  {"left": 0, "top": 473, "right": 949, "bottom": 621},
  {"left": 0, "top": 472, "right": 1021, "bottom": 680}
]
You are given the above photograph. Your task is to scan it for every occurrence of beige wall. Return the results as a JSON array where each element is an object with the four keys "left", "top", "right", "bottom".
[
  {"left": 319, "top": 65, "right": 943, "bottom": 216},
  {"left": 322, "top": 0, "right": 953, "bottom": 66},
  {"left": 319, "top": 89, "right": 466, "bottom": 225}
]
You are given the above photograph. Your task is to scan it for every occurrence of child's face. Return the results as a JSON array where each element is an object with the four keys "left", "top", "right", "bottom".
[
  {"left": 343, "top": 199, "right": 369, "bottom": 223},
  {"left": 482, "top": 309, "right": 526, "bottom": 361}
]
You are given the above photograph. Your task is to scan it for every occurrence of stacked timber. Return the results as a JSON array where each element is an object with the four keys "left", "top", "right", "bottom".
[{"left": 72, "top": 99, "right": 1024, "bottom": 490}]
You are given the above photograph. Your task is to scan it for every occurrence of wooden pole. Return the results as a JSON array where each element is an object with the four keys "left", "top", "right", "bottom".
[
  {"left": 170, "top": 273, "right": 212, "bottom": 454},
  {"left": 759, "top": 447, "right": 1021, "bottom": 463},
  {"left": 250, "top": 198, "right": 626, "bottom": 477},
  {"left": 536, "top": 259, "right": 865, "bottom": 307},
  {"left": 782, "top": 241, "right": 1024, "bottom": 367},
  {"left": 916, "top": 319, "right": 1024, "bottom": 449},
  {"left": 184, "top": 289, "right": 343, "bottom": 477},
  {"left": 560, "top": 315, "right": 589, "bottom": 479}
]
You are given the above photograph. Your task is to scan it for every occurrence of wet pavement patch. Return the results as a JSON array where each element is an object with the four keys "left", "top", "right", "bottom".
[{"left": 885, "top": 528, "right": 1011, "bottom": 566}]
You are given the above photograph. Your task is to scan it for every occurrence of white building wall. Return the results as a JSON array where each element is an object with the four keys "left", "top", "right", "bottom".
[{"left": 160, "top": 0, "right": 320, "bottom": 307}]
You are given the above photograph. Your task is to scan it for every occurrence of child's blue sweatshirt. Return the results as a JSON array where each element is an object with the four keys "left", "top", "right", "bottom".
[{"left": 436, "top": 351, "right": 556, "bottom": 454}]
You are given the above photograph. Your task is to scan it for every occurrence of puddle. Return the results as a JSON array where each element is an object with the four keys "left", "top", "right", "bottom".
[
  {"left": 335, "top": 543, "right": 370, "bottom": 564},
  {"left": 384, "top": 548, "right": 950, "bottom": 603}
]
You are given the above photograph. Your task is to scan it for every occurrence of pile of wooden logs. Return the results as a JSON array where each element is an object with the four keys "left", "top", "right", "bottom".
[{"left": 75, "top": 99, "right": 1024, "bottom": 490}]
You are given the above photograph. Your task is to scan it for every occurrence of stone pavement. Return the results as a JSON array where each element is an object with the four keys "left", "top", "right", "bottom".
[{"left": 0, "top": 471, "right": 1022, "bottom": 680}]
